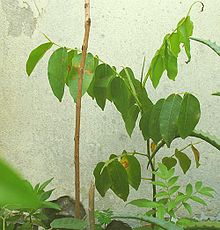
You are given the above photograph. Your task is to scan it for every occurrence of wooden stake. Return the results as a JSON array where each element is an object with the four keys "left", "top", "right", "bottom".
[
  {"left": 88, "top": 182, "right": 95, "bottom": 230},
  {"left": 74, "top": 0, "right": 91, "bottom": 219}
]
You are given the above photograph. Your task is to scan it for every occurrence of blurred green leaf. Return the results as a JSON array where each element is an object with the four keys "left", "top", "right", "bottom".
[
  {"left": 190, "top": 196, "right": 207, "bottom": 206},
  {"left": 51, "top": 218, "right": 87, "bottom": 229},
  {"left": 128, "top": 199, "right": 161, "bottom": 208},
  {"left": 0, "top": 158, "right": 40, "bottom": 208},
  {"left": 168, "top": 176, "right": 179, "bottom": 187},
  {"left": 183, "top": 202, "right": 192, "bottom": 215},
  {"left": 212, "top": 92, "right": 220, "bottom": 96},
  {"left": 186, "top": 183, "right": 193, "bottom": 196}
]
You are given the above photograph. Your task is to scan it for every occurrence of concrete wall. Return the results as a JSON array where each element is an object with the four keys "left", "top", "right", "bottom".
[{"left": 0, "top": 0, "right": 220, "bottom": 220}]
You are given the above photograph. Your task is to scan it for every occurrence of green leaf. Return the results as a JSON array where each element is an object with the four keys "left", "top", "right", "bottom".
[
  {"left": 20, "top": 223, "right": 32, "bottom": 230},
  {"left": 132, "top": 78, "right": 153, "bottom": 112},
  {"left": 39, "top": 178, "right": 53, "bottom": 191},
  {"left": 67, "top": 50, "right": 77, "bottom": 66},
  {"left": 168, "top": 33, "right": 181, "bottom": 57},
  {"left": 186, "top": 183, "right": 193, "bottom": 196},
  {"left": 122, "top": 104, "right": 140, "bottom": 137},
  {"left": 111, "top": 77, "right": 134, "bottom": 115},
  {"left": 149, "top": 99, "right": 164, "bottom": 143},
  {"left": 107, "top": 160, "right": 129, "bottom": 201},
  {"left": 164, "top": 38, "right": 178, "bottom": 80},
  {"left": 167, "top": 200, "right": 176, "bottom": 212},
  {"left": 139, "top": 108, "right": 152, "bottom": 140},
  {"left": 198, "top": 186, "right": 215, "bottom": 198},
  {"left": 149, "top": 51, "right": 165, "bottom": 88},
  {"left": 191, "top": 145, "right": 201, "bottom": 168},
  {"left": 128, "top": 215, "right": 184, "bottom": 230},
  {"left": 66, "top": 50, "right": 78, "bottom": 86},
  {"left": 183, "top": 202, "right": 192, "bottom": 215},
  {"left": 212, "top": 92, "right": 220, "bottom": 96},
  {"left": 154, "top": 163, "right": 173, "bottom": 180},
  {"left": 168, "top": 176, "right": 179, "bottom": 187},
  {"left": 175, "top": 149, "right": 191, "bottom": 174},
  {"left": 128, "top": 199, "right": 161, "bottom": 208},
  {"left": 48, "top": 47, "right": 68, "bottom": 101},
  {"left": 177, "top": 16, "right": 193, "bottom": 62},
  {"left": 190, "top": 196, "right": 207, "bottom": 206},
  {"left": 178, "top": 93, "right": 201, "bottom": 139},
  {"left": 195, "top": 181, "right": 203, "bottom": 191},
  {"left": 26, "top": 42, "right": 53, "bottom": 76},
  {"left": 198, "top": 190, "right": 214, "bottom": 198},
  {"left": 42, "top": 201, "right": 60, "bottom": 210},
  {"left": 93, "top": 162, "right": 112, "bottom": 197},
  {"left": 158, "top": 163, "right": 169, "bottom": 175},
  {"left": 92, "top": 64, "right": 115, "bottom": 110},
  {"left": 0, "top": 158, "right": 40, "bottom": 208},
  {"left": 119, "top": 67, "right": 136, "bottom": 90},
  {"left": 155, "top": 191, "right": 169, "bottom": 198},
  {"left": 162, "top": 157, "right": 177, "bottom": 170},
  {"left": 68, "top": 53, "right": 95, "bottom": 101},
  {"left": 175, "top": 194, "right": 187, "bottom": 204},
  {"left": 169, "top": 186, "right": 180, "bottom": 195},
  {"left": 51, "top": 218, "right": 87, "bottom": 229},
  {"left": 190, "top": 37, "right": 220, "bottom": 56},
  {"left": 160, "top": 94, "right": 182, "bottom": 147},
  {"left": 120, "top": 154, "right": 141, "bottom": 190},
  {"left": 40, "top": 189, "right": 54, "bottom": 201},
  {"left": 157, "top": 206, "right": 166, "bottom": 219},
  {"left": 152, "top": 181, "right": 167, "bottom": 188}
]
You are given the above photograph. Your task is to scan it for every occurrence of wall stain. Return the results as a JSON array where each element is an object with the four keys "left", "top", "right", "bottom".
[{"left": 1, "top": 0, "right": 37, "bottom": 37}]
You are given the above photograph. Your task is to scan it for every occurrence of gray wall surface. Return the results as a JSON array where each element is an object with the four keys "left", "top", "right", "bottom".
[{"left": 0, "top": 0, "right": 220, "bottom": 220}]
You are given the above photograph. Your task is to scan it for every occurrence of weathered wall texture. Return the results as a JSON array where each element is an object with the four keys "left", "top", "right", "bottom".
[{"left": 0, "top": 0, "right": 220, "bottom": 219}]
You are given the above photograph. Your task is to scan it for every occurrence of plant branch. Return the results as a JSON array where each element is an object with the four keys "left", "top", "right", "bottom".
[
  {"left": 191, "top": 131, "right": 220, "bottom": 151},
  {"left": 74, "top": 0, "right": 91, "bottom": 219},
  {"left": 147, "top": 130, "right": 220, "bottom": 169},
  {"left": 147, "top": 141, "right": 166, "bottom": 169}
]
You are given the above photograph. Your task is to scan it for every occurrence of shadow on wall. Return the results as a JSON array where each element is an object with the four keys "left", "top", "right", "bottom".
[{"left": 1, "top": 0, "right": 37, "bottom": 37}]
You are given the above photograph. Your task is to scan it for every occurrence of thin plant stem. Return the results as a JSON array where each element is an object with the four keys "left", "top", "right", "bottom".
[
  {"left": 146, "top": 140, "right": 157, "bottom": 219},
  {"left": 74, "top": 0, "right": 91, "bottom": 218},
  {"left": 2, "top": 217, "right": 5, "bottom": 230},
  {"left": 147, "top": 140, "right": 165, "bottom": 169},
  {"left": 140, "top": 56, "right": 146, "bottom": 84},
  {"left": 187, "top": 1, "right": 204, "bottom": 16}
]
